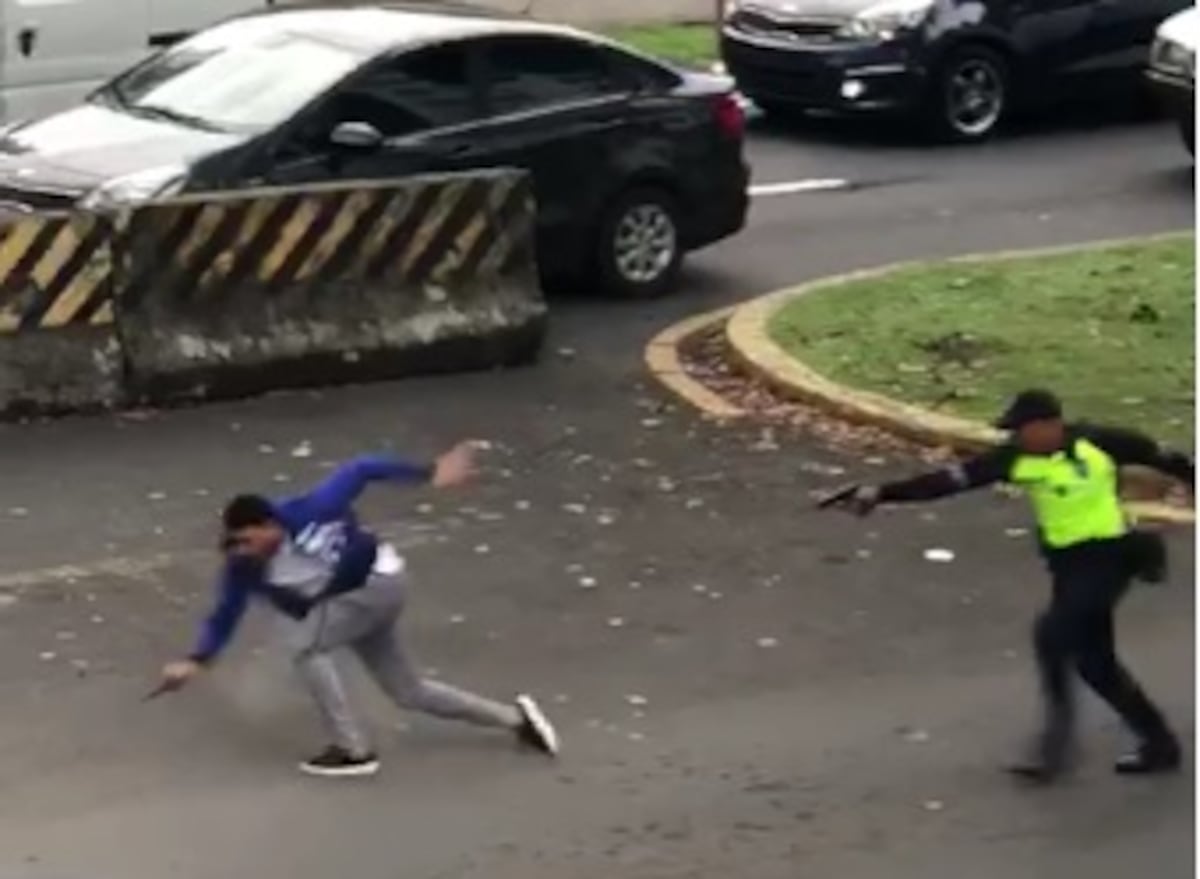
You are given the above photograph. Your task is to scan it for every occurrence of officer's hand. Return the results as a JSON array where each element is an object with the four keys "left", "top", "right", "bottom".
[
  {"left": 433, "top": 441, "right": 482, "bottom": 489},
  {"left": 818, "top": 484, "right": 881, "bottom": 516},
  {"left": 847, "top": 485, "right": 881, "bottom": 516}
]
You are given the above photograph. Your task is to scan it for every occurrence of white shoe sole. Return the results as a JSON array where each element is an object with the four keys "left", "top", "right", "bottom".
[
  {"left": 299, "top": 759, "right": 381, "bottom": 778},
  {"left": 516, "top": 694, "right": 560, "bottom": 757}
]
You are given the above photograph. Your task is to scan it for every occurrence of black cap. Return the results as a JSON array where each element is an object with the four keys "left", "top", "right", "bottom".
[{"left": 994, "top": 389, "right": 1063, "bottom": 431}]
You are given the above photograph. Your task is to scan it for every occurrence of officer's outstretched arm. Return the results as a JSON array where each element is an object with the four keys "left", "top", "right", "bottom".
[
  {"left": 1080, "top": 424, "right": 1194, "bottom": 491},
  {"left": 879, "top": 446, "right": 1014, "bottom": 504}
]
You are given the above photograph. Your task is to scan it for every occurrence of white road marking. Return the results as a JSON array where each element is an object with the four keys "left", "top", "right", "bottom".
[
  {"left": 750, "top": 179, "right": 851, "bottom": 198},
  {"left": 0, "top": 554, "right": 189, "bottom": 590}
]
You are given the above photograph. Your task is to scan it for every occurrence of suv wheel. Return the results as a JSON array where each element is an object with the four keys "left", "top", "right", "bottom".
[
  {"left": 596, "top": 187, "right": 682, "bottom": 298},
  {"left": 928, "top": 46, "right": 1009, "bottom": 143}
]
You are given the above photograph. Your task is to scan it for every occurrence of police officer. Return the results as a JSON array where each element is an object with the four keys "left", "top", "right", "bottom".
[{"left": 825, "top": 389, "right": 1193, "bottom": 783}]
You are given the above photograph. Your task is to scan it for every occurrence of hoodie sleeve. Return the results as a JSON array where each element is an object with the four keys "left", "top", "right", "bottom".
[
  {"left": 297, "top": 455, "right": 434, "bottom": 520},
  {"left": 189, "top": 563, "right": 254, "bottom": 664}
]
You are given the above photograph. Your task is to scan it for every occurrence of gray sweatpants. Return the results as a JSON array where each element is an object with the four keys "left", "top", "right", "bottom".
[{"left": 285, "top": 574, "right": 520, "bottom": 755}]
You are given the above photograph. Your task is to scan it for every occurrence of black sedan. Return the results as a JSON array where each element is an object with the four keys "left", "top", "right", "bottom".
[
  {"left": 0, "top": 3, "right": 749, "bottom": 298},
  {"left": 722, "top": 0, "right": 1190, "bottom": 142}
]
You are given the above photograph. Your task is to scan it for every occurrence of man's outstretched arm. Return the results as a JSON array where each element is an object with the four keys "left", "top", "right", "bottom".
[
  {"left": 301, "top": 443, "right": 480, "bottom": 519},
  {"left": 158, "top": 564, "right": 254, "bottom": 691},
  {"left": 189, "top": 566, "right": 253, "bottom": 664}
]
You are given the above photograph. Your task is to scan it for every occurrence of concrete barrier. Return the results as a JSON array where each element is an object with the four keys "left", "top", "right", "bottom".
[
  {"left": 0, "top": 212, "right": 123, "bottom": 414},
  {"left": 116, "top": 170, "right": 546, "bottom": 402},
  {"left": 0, "top": 169, "right": 547, "bottom": 414}
]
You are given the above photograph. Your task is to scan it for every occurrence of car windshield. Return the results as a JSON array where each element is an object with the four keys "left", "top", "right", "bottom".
[{"left": 100, "top": 19, "right": 365, "bottom": 133}]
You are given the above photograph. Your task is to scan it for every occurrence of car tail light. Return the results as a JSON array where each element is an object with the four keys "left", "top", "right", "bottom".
[{"left": 713, "top": 92, "right": 745, "bottom": 140}]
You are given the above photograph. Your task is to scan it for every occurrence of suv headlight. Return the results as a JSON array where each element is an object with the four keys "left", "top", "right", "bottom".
[
  {"left": 78, "top": 165, "right": 187, "bottom": 211},
  {"left": 1151, "top": 36, "right": 1195, "bottom": 80},
  {"left": 723, "top": 0, "right": 752, "bottom": 19},
  {"left": 837, "top": 0, "right": 934, "bottom": 41}
]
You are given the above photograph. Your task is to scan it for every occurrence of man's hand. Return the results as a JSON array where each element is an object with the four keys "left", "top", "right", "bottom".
[
  {"left": 817, "top": 484, "right": 881, "bottom": 517},
  {"left": 432, "top": 440, "right": 483, "bottom": 489},
  {"left": 159, "top": 659, "right": 203, "bottom": 692}
]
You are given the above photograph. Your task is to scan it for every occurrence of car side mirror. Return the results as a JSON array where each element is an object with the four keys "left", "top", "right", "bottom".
[{"left": 330, "top": 121, "right": 383, "bottom": 151}]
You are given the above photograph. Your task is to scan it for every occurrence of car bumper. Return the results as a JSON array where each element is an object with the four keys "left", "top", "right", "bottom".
[
  {"left": 685, "top": 160, "right": 750, "bottom": 250},
  {"left": 721, "top": 29, "right": 926, "bottom": 115},
  {"left": 1146, "top": 67, "right": 1194, "bottom": 121}
]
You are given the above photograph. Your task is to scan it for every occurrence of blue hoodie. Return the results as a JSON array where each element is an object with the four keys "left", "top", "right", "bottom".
[{"left": 190, "top": 455, "right": 432, "bottom": 663}]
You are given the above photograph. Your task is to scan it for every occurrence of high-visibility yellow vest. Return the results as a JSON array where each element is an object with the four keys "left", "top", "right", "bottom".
[{"left": 1008, "top": 438, "right": 1127, "bottom": 549}]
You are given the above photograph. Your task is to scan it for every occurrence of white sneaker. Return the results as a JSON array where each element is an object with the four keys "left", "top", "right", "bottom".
[
  {"left": 299, "top": 746, "right": 381, "bottom": 778},
  {"left": 515, "top": 694, "right": 559, "bottom": 757}
]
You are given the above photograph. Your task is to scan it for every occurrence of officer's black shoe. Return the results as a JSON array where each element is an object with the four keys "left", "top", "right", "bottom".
[
  {"left": 1006, "top": 759, "right": 1068, "bottom": 786},
  {"left": 1008, "top": 728, "right": 1075, "bottom": 786},
  {"left": 1115, "top": 739, "right": 1182, "bottom": 776}
]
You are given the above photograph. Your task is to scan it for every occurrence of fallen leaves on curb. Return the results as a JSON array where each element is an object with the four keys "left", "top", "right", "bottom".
[{"left": 681, "top": 324, "right": 955, "bottom": 466}]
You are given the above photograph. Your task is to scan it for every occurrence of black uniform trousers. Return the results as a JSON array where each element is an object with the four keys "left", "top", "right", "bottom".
[{"left": 1034, "top": 536, "right": 1176, "bottom": 764}]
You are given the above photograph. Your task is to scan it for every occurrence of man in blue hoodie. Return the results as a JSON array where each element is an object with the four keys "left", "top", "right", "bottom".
[{"left": 159, "top": 440, "right": 559, "bottom": 777}]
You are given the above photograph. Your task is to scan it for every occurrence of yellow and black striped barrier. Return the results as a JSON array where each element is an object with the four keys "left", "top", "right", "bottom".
[
  {"left": 0, "top": 169, "right": 545, "bottom": 413},
  {"left": 116, "top": 169, "right": 545, "bottom": 401},
  {"left": 120, "top": 172, "right": 535, "bottom": 308},
  {"left": 0, "top": 212, "right": 115, "bottom": 331}
]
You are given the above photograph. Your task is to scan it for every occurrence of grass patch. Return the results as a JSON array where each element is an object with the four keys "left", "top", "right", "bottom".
[
  {"left": 605, "top": 23, "right": 717, "bottom": 67},
  {"left": 768, "top": 236, "right": 1196, "bottom": 448}
]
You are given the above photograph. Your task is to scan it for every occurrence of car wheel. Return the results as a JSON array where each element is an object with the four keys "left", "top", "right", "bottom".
[
  {"left": 596, "top": 187, "right": 683, "bottom": 298},
  {"left": 928, "top": 46, "right": 1009, "bottom": 143}
]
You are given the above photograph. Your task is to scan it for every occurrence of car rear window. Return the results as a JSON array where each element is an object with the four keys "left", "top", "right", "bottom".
[
  {"left": 324, "top": 43, "right": 478, "bottom": 137},
  {"left": 482, "top": 36, "right": 626, "bottom": 115},
  {"left": 601, "top": 47, "right": 683, "bottom": 92}
]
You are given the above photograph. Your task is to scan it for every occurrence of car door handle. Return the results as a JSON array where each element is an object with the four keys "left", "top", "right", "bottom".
[
  {"left": 441, "top": 144, "right": 477, "bottom": 159},
  {"left": 17, "top": 25, "right": 37, "bottom": 57},
  {"left": 575, "top": 120, "right": 624, "bottom": 136}
]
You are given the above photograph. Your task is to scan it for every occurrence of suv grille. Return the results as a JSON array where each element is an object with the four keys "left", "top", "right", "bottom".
[{"left": 730, "top": 7, "right": 844, "bottom": 42}]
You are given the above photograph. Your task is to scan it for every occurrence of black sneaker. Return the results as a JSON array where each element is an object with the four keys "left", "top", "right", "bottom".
[
  {"left": 515, "top": 694, "right": 559, "bottom": 757},
  {"left": 1115, "top": 740, "right": 1182, "bottom": 776},
  {"left": 299, "top": 746, "right": 380, "bottom": 778},
  {"left": 1006, "top": 727, "right": 1077, "bottom": 786},
  {"left": 1006, "top": 760, "right": 1067, "bottom": 786},
  {"left": 1006, "top": 743, "right": 1075, "bottom": 786}
]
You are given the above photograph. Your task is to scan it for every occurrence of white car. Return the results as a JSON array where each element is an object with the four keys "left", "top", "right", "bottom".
[{"left": 1147, "top": 7, "right": 1197, "bottom": 155}]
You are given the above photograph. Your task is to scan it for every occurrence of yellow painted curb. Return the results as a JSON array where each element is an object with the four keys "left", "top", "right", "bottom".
[
  {"left": 1125, "top": 501, "right": 1197, "bottom": 526},
  {"left": 725, "top": 236, "right": 1195, "bottom": 526},
  {"left": 644, "top": 305, "right": 744, "bottom": 421}
]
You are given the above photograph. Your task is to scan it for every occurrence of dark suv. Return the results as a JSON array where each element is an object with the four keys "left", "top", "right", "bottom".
[{"left": 722, "top": 0, "right": 1190, "bottom": 142}]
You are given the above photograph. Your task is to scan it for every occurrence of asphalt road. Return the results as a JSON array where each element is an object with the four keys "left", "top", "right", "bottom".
[{"left": 0, "top": 115, "right": 1193, "bottom": 879}]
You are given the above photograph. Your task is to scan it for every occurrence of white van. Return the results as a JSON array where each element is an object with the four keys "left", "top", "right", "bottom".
[{"left": 0, "top": 0, "right": 270, "bottom": 123}]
